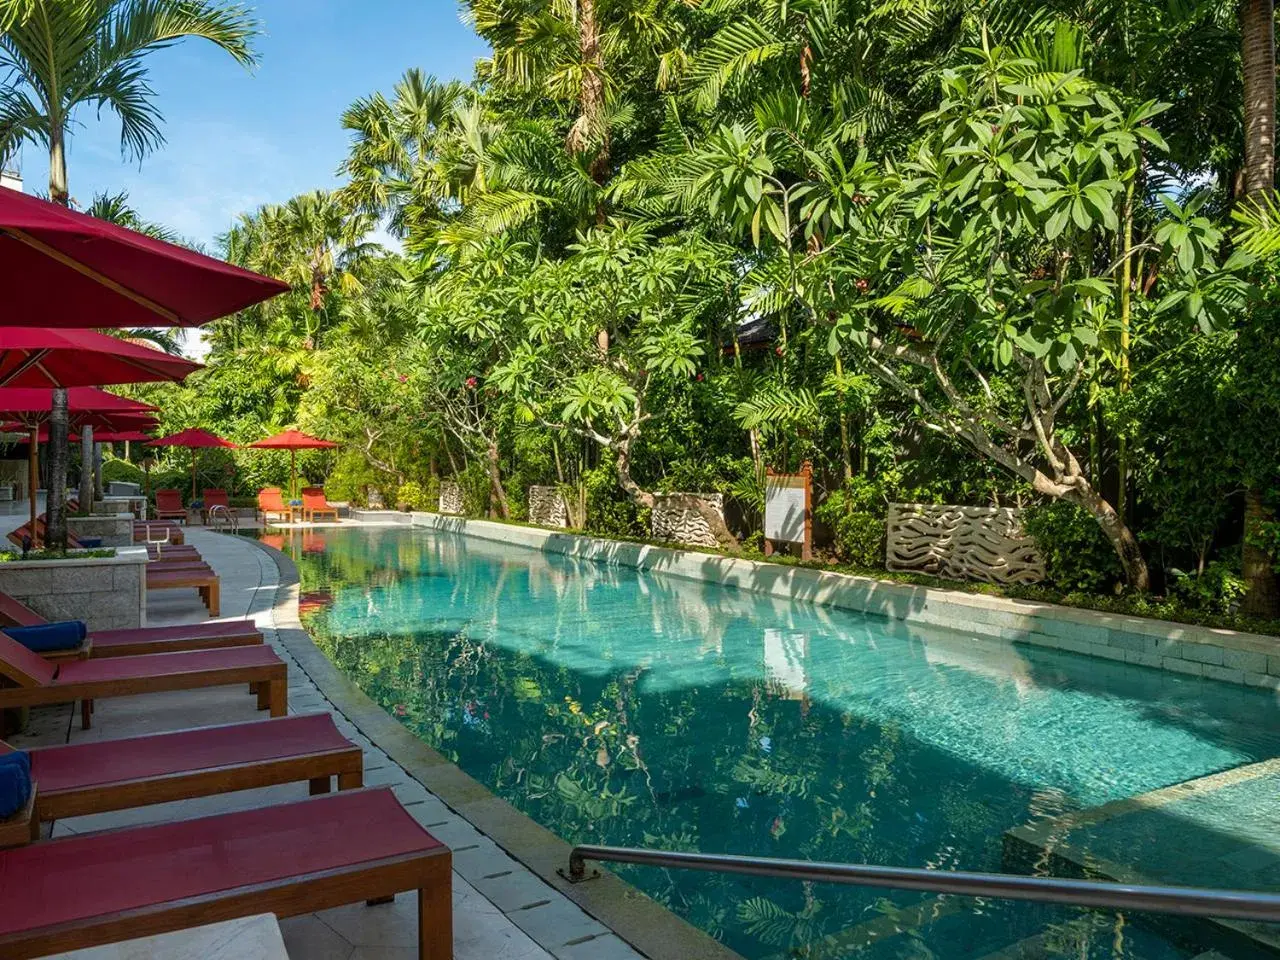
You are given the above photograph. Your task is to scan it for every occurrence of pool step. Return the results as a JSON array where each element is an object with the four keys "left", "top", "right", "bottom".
[
  {"left": 759, "top": 895, "right": 961, "bottom": 960},
  {"left": 972, "top": 915, "right": 1115, "bottom": 960}
]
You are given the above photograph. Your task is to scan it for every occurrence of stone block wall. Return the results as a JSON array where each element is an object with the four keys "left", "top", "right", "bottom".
[
  {"left": 68, "top": 513, "right": 135, "bottom": 547},
  {"left": 0, "top": 551, "right": 146, "bottom": 630},
  {"left": 886, "top": 503, "right": 1045, "bottom": 586},
  {"left": 528, "top": 486, "right": 569, "bottom": 528},
  {"left": 439, "top": 481, "right": 464, "bottom": 515},
  {"left": 651, "top": 492, "right": 724, "bottom": 549}
]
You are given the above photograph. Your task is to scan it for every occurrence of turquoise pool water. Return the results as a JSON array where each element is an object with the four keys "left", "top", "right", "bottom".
[{"left": 279, "top": 526, "right": 1280, "bottom": 958}]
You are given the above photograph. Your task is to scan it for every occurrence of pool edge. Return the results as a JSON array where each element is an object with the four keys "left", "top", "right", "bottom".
[
  {"left": 248, "top": 535, "right": 743, "bottom": 960},
  {"left": 403, "top": 512, "right": 1280, "bottom": 690}
]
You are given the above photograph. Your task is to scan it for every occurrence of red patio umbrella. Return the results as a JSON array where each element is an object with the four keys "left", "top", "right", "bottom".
[
  {"left": 0, "top": 388, "right": 162, "bottom": 539},
  {"left": 247, "top": 429, "right": 338, "bottom": 500},
  {"left": 0, "top": 187, "right": 288, "bottom": 329},
  {"left": 92, "top": 429, "right": 153, "bottom": 443},
  {"left": 0, "top": 328, "right": 200, "bottom": 388},
  {"left": 146, "top": 428, "right": 237, "bottom": 501}
]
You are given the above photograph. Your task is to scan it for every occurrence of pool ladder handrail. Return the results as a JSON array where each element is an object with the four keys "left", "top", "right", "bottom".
[{"left": 563, "top": 844, "right": 1280, "bottom": 922}]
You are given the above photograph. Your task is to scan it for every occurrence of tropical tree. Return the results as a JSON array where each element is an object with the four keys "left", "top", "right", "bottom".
[
  {"left": 0, "top": 0, "right": 258, "bottom": 549},
  {"left": 0, "top": 0, "right": 258, "bottom": 204}
]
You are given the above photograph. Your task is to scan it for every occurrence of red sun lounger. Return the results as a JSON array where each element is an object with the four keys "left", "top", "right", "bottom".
[
  {"left": 0, "top": 786, "right": 451, "bottom": 959},
  {"left": 0, "top": 591, "right": 262, "bottom": 658},
  {"left": 0, "top": 634, "right": 286, "bottom": 730},
  {"left": 146, "top": 567, "right": 221, "bottom": 616},
  {"left": 15, "top": 713, "right": 363, "bottom": 822}
]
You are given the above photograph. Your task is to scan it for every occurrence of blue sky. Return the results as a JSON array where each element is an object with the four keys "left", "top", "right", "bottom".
[{"left": 8, "top": 0, "right": 487, "bottom": 249}]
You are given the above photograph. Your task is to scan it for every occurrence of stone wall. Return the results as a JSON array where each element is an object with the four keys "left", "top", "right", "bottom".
[
  {"left": 439, "top": 481, "right": 464, "bottom": 515},
  {"left": 68, "top": 513, "right": 135, "bottom": 547},
  {"left": 0, "top": 549, "right": 146, "bottom": 630},
  {"left": 528, "top": 485, "right": 569, "bottom": 529},
  {"left": 651, "top": 492, "right": 724, "bottom": 549},
  {"left": 886, "top": 503, "right": 1044, "bottom": 586}
]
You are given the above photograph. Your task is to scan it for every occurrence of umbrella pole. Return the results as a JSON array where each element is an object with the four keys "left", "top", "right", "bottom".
[
  {"left": 28, "top": 428, "right": 38, "bottom": 547},
  {"left": 291, "top": 449, "right": 297, "bottom": 501},
  {"left": 191, "top": 449, "right": 197, "bottom": 502}
]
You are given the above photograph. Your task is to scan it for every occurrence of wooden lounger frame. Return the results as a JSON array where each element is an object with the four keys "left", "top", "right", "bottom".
[
  {"left": 146, "top": 568, "right": 221, "bottom": 616},
  {"left": 28, "top": 717, "right": 364, "bottom": 822},
  {"left": 0, "top": 793, "right": 451, "bottom": 960},
  {"left": 0, "top": 652, "right": 285, "bottom": 730}
]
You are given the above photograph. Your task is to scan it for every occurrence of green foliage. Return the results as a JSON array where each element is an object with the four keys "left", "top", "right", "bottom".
[
  {"left": 457, "top": 461, "right": 493, "bottom": 518},
  {"left": 100, "top": 459, "right": 144, "bottom": 487},
  {"left": 324, "top": 451, "right": 386, "bottom": 508},
  {"left": 814, "top": 478, "right": 885, "bottom": 568},
  {"left": 1170, "top": 561, "right": 1247, "bottom": 615},
  {"left": 395, "top": 480, "right": 436, "bottom": 512},
  {"left": 1024, "top": 501, "right": 1123, "bottom": 593}
]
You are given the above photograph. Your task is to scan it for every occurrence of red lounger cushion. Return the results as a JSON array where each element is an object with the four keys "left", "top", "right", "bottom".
[
  {"left": 55, "top": 646, "right": 281, "bottom": 684},
  {"left": 29, "top": 713, "right": 349, "bottom": 792},
  {"left": 0, "top": 594, "right": 41, "bottom": 628},
  {"left": 90, "top": 620, "right": 260, "bottom": 648},
  {"left": 0, "top": 787, "right": 442, "bottom": 935}
]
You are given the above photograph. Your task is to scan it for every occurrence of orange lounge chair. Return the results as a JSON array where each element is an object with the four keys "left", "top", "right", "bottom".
[
  {"left": 17, "top": 713, "right": 363, "bottom": 822},
  {"left": 257, "top": 486, "right": 291, "bottom": 523},
  {"left": 153, "top": 489, "right": 186, "bottom": 522},
  {"left": 146, "top": 566, "right": 221, "bottom": 616},
  {"left": 0, "top": 591, "right": 262, "bottom": 659},
  {"left": 0, "top": 787, "right": 451, "bottom": 960},
  {"left": 0, "top": 632, "right": 285, "bottom": 730},
  {"left": 302, "top": 486, "right": 339, "bottom": 522}
]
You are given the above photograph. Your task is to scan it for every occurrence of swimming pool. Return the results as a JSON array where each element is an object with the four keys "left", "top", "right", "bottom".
[{"left": 279, "top": 525, "right": 1280, "bottom": 958}]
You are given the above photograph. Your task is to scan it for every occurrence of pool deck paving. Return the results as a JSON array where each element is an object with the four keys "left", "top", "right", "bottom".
[{"left": 11, "top": 525, "right": 702, "bottom": 960}]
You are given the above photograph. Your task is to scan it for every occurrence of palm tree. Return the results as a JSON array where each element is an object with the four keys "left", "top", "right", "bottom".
[
  {"left": 0, "top": 0, "right": 258, "bottom": 204},
  {"left": 1238, "top": 0, "right": 1277, "bottom": 616},
  {"left": 465, "top": 0, "right": 685, "bottom": 183},
  {"left": 0, "top": 0, "right": 258, "bottom": 549}
]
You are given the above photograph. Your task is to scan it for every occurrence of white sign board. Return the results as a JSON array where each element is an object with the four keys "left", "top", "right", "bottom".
[{"left": 765, "top": 477, "right": 807, "bottom": 544}]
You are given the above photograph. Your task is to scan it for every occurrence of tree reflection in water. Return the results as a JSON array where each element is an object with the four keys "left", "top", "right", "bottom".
[{"left": 284, "top": 528, "right": 1280, "bottom": 960}]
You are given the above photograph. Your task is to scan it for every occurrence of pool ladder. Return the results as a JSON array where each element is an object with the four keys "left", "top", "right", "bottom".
[{"left": 562, "top": 845, "right": 1280, "bottom": 922}]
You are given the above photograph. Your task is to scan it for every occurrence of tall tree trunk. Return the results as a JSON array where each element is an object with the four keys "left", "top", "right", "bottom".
[
  {"left": 46, "top": 132, "right": 72, "bottom": 550},
  {"left": 567, "top": 0, "right": 609, "bottom": 190},
  {"left": 78, "top": 426, "right": 94, "bottom": 513},
  {"left": 1240, "top": 0, "right": 1277, "bottom": 616},
  {"left": 1063, "top": 481, "right": 1150, "bottom": 592},
  {"left": 93, "top": 441, "right": 104, "bottom": 501},
  {"left": 486, "top": 441, "right": 510, "bottom": 519},
  {"left": 47, "top": 390, "right": 69, "bottom": 550}
]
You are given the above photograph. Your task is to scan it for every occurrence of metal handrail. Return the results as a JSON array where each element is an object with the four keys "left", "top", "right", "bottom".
[{"left": 565, "top": 845, "right": 1280, "bottom": 922}]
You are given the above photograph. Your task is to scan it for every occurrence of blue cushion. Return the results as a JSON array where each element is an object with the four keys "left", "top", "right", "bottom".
[
  {"left": 0, "top": 751, "right": 31, "bottom": 819},
  {"left": 6, "top": 621, "right": 87, "bottom": 653},
  {"left": 78, "top": 538, "right": 103, "bottom": 549}
]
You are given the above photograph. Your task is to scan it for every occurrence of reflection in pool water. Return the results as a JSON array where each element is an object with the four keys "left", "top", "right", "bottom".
[{"left": 282, "top": 526, "right": 1280, "bottom": 959}]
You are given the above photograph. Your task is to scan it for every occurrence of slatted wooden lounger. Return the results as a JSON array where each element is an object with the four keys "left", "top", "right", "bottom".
[
  {"left": 0, "top": 787, "right": 451, "bottom": 959},
  {"left": 0, "top": 632, "right": 285, "bottom": 730},
  {"left": 0, "top": 591, "right": 262, "bottom": 659},
  {"left": 147, "top": 566, "right": 221, "bottom": 617},
  {"left": 16, "top": 713, "right": 363, "bottom": 822}
]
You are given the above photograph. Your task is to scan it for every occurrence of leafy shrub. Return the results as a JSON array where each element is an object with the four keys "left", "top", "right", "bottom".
[
  {"left": 324, "top": 451, "right": 385, "bottom": 507},
  {"left": 1023, "top": 500, "right": 1122, "bottom": 593},
  {"left": 100, "top": 459, "right": 144, "bottom": 486},
  {"left": 1170, "top": 560, "right": 1247, "bottom": 614},
  {"left": 585, "top": 460, "right": 645, "bottom": 538},
  {"left": 396, "top": 480, "right": 436, "bottom": 512},
  {"left": 457, "top": 461, "right": 492, "bottom": 517},
  {"left": 815, "top": 477, "right": 885, "bottom": 567}
]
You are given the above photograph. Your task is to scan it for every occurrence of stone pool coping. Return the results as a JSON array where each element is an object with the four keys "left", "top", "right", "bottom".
[
  {"left": 246, "top": 535, "right": 740, "bottom": 960},
  {"left": 405, "top": 512, "right": 1280, "bottom": 690}
]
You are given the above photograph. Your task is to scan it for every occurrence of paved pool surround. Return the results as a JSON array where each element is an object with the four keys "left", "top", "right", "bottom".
[{"left": 395, "top": 511, "right": 1280, "bottom": 690}]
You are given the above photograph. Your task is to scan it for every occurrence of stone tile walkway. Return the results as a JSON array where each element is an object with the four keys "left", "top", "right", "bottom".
[{"left": 14, "top": 527, "right": 648, "bottom": 960}]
